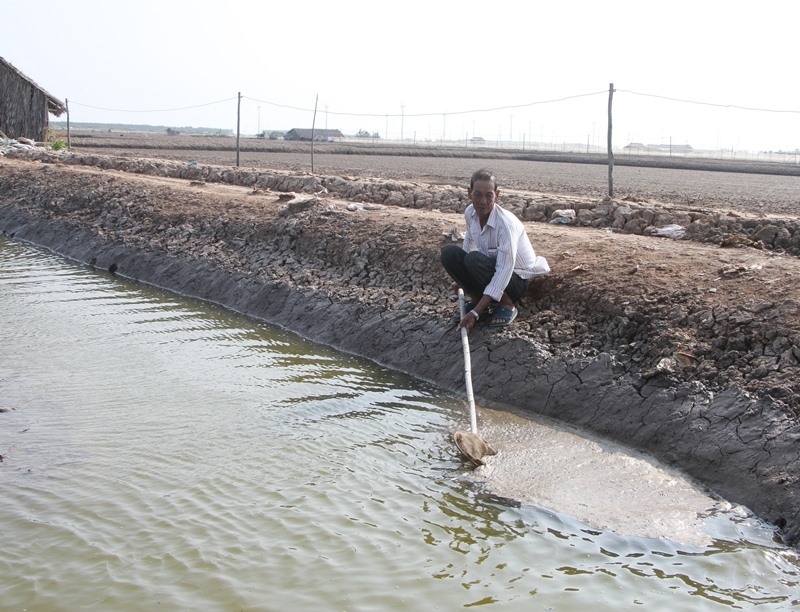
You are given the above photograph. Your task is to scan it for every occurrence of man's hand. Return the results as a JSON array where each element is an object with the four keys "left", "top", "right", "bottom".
[{"left": 457, "top": 310, "right": 479, "bottom": 334}]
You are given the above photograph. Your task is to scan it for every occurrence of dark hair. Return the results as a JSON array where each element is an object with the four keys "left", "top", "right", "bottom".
[{"left": 470, "top": 169, "right": 497, "bottom": 190}]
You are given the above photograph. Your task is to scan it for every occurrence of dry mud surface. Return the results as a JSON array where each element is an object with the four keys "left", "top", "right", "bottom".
[
  {"left": 69, "top": 131, "right": 800, "bottom": 215},
  {"left": 1, "top": 144, "right": 799, "bottom": 546}
]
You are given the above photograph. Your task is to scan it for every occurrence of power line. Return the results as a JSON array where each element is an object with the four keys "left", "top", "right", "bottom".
[
  {"left": 68, "top": 97, "right": 238, "bottom": 113},
  {"left": 239, "top": 97, "right": 309, "bottom": 113},
  {"left": 66, "top": 90, "right": 800, "bottom": 121},
  {"left": 618, "top": 90, "right": 800, "bottom": 114},
  {"left": 243, "top": 90, "right": 608, "bottom": 118}
]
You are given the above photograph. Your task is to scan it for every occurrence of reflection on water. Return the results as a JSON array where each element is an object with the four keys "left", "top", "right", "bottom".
[{"left": 1, "top": 236, "right": 798, "bottom": 610}]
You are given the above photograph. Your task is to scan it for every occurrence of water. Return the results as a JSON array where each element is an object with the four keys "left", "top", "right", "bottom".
[{"left": 1, "top": 236, "right": 798, "bottom": 611}]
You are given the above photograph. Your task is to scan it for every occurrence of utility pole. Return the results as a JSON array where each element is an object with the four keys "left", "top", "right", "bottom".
[
  {"left": 311, "top": 93, "right": 318, "bottom": 174},
  {"left": 607, "top": 82, "right": 615, "bottom": 198},
  {"left": 401, "top": 104, "right": 405, "bottom": 141},
  {"left": 65, "top": 98, "right": 71, "bottom": 149},
  {"left": 236, "top": 91, "right": 241, "bottom": 167}
]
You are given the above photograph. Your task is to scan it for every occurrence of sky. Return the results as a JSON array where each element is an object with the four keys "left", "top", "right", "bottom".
[{"left": 4, "top": 0, "right": 800, "bottom": 152}]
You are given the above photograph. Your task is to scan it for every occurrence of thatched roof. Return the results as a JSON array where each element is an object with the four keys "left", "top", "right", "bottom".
[{"left": 0, "top": 57, "right": 66, "bottom": 116}]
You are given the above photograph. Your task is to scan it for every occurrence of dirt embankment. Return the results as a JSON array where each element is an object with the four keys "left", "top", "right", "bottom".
[{"left": 1, "top": 150, "right": 799, "bottom": 546}]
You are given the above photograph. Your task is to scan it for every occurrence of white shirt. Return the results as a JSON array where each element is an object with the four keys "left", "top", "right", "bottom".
[{"left": 463, "top": 203, "right": 550, "bottom": 301}]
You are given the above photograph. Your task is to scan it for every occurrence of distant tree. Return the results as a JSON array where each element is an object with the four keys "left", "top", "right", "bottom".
[{"left": 356, "top": 129, "right": 371, "bottom": 138}]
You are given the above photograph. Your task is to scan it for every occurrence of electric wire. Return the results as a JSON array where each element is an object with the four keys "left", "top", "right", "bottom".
[
  {"left": 67, "top": 97, "right": 238, "bottom": 113},
  {"left": 617, "top": 90, "right": 800, "bottom": 114},
  {"left": 243, "top": 90, "right": 609, "bottom": 118}
]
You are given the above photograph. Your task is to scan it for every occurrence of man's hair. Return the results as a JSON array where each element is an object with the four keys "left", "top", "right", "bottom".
[{"left": 470, "top": 169, "right": 497, "bottom": 190}]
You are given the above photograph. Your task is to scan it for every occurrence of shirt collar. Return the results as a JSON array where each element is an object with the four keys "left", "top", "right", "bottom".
[{"left": 470, "top": 203, "right": 500, "bottom": 228}]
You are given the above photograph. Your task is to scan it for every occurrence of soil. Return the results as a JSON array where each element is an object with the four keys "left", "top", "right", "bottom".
[
  {"left": 1, "top": 138, "right": 799, "bottom": 545},
  {"left": 68, "top": 130, "right": 800, "bottom": 215}
]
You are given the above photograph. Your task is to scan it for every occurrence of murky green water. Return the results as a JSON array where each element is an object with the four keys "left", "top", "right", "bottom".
[{"left": 1, "top": 236, "right": 798, "bottom": 610}]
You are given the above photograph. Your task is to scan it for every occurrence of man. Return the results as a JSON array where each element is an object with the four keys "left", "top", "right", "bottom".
[{"left": 441, "top": 169, "right": 549, "bottom": 332}]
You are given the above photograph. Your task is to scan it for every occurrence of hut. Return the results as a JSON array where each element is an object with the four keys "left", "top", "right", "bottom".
[
  {"left": 283, "top": 128, "right": 344, "bottom": 142},
  {"left": 0, "top": 57, "right": 66, "bottom": 142}
]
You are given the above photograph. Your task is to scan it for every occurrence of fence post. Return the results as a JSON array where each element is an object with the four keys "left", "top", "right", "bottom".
[
  {"left": 236, "top": 92, "right": 241, "bottom": 167},
  {"left": 311, "top": 94, "right": 319, "bottom": 174},
  {"left": 607, "top": 83, "right": 615, "bottom": 198},
  {"left": 66, "top": 98, "right": 71, "bottom": 150}
]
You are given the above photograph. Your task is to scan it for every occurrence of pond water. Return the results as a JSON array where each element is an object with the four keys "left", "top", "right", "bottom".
[{"left": 1, "top": 236, "right": 798, "bottom": 610}]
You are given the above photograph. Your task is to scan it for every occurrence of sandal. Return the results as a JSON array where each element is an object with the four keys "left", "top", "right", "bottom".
[{"left": 489, "top": 306, "right": 517, "bottom": 329}]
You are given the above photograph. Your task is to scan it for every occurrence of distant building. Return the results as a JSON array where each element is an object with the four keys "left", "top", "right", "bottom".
[
  {"left": 283, "top": 128, "right": 344, "bottom": 142},
  {"left": 623, "top": 142, "right": 647, "bottom": 152},
  {"left": 624, "top": 142, "right": 693, "bottom": 154},
  {"left": 0, "top": 57, "right": 66, "bottom": 141}
]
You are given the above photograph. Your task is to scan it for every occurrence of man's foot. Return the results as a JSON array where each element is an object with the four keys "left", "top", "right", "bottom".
[{"left": 489, "top": 306, "right": 517, "bottom": 329}]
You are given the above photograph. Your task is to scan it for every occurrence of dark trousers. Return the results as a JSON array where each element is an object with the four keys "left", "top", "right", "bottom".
[{"left": 440, "top": 243, "right": 528, "bottom": 303}]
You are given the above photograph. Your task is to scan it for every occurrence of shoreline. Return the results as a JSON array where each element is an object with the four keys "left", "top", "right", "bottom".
[{"left": 2, "top": 150, "right": 798, "bottom": 546}]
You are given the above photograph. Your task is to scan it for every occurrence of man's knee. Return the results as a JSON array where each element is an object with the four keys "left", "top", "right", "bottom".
[
  {"left": 464, "top": 250, "right": 485, "bottom": 266},
  {"left": 464, "top": 250, "right": 495, "bottom": 276},
  {"left": 441, "top": 243, "right": 463, "bottom": 266}
]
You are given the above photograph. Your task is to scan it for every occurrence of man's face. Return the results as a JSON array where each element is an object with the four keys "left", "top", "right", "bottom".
[{"left": 468, "top": 179, "right": 499, "bottom": 218}]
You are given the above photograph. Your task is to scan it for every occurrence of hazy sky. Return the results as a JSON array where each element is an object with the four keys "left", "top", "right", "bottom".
[{"left": 4, "top": 0, "right": 800, "bottom": 151}]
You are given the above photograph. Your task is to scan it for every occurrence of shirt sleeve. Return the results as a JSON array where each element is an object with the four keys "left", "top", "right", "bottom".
[{"left": 462, "top": 206, "right": 474, "bottom": 252}]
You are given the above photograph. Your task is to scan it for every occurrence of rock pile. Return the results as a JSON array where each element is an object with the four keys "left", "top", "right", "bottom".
[{"left": 0, "top": 137, "right": 40, "bottom": 156}]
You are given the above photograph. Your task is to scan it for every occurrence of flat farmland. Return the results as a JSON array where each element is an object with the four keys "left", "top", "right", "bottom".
[{"left": 68, "top": 131, "right": 800, "bottom": 217}]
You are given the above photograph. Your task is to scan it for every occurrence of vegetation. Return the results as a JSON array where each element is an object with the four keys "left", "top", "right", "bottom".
[{"left": 44, "top": 126, "right": 68, "bottom": 150}]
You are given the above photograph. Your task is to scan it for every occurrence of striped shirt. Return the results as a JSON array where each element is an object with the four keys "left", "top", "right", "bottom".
[{"left": 463, "top": 203, "right": 550, "bottom": 301}]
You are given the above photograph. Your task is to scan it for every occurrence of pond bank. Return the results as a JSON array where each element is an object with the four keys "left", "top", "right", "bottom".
[{"left": 1, "top": 152, "right": 798, "bottom": 546}]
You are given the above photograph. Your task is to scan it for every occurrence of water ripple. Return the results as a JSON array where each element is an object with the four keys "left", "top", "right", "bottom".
[{"left": 2, "top": 235, "right": 799, "bottom": 610}]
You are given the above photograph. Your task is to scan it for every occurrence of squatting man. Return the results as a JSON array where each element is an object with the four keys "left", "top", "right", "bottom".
[{"left": 441, "top": 169, "right": 550, "bottom": 333}]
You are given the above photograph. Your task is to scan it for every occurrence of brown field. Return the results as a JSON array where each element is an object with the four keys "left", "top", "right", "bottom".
[{"left": 66, "top": 130, "right": 800, "bottom": 217}]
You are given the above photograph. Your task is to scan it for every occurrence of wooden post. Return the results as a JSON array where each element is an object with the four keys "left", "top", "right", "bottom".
[
  {"left": 311, "top": 94, "right": 319, "bottom": 174},
  {"left": 66, "top": 98, "right": 71, "bottom": 150},
  {"left": 235, "top": 92, "right": 241, "bottom": 167},
  {"left": 607, "top": 83, "right": 615, "bottom": 198}
]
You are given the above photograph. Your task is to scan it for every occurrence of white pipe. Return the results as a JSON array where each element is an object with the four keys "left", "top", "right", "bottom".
[{"left": 458, "top": 289, "right": 478, "bottom": 434}]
